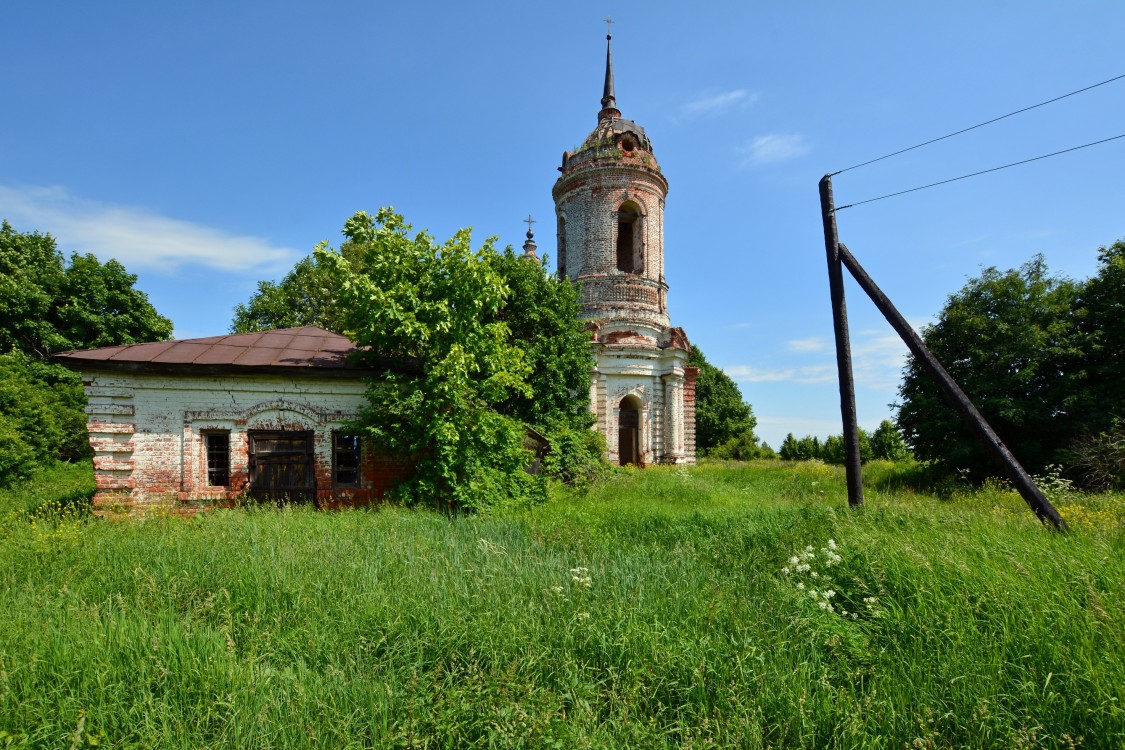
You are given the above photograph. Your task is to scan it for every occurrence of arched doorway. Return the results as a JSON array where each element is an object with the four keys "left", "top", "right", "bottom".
[{"left": 618, "top": 396, "right": 642, "bottom": 466}]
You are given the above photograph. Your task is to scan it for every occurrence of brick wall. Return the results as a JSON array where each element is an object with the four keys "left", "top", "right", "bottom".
[
  {"left": 553, "top": 122, "right": 696, "bottom": 466},
  {"left": 81, "top": 370, "right": 413, "bottom": 515}
]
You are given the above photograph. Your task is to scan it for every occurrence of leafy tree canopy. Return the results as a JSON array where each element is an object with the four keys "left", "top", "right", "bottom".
[
  {"left": 310, "top": 209, "right": 596, "bottom": 509},
  {"left": 0, "top": 220, "right": 171, "bottom": 485},
  {"left": 232, "top": 229, "right": 593, "bottom": 435},
  {"left": 231, "top": 241, "right": 364, "bottom": 334},
  {"left": 687, "top": 346, "right": 761, "bottom": 456},
  {"left": 0, "top": 352, "right": 90, "bottom": 486},
  {"left": 1074, "top": 239, "right": 1125, "bottom": 431},
  {"left": 895, "top": 254, "right": 1085, "bottom": 480},
  {"left": 0, "top": 221, "right": 173, "bottom": 356}
]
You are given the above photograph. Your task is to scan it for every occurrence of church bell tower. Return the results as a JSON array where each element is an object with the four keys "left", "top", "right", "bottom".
[{"left": 553, "top": 30, "right": 696, "bottom": 465}]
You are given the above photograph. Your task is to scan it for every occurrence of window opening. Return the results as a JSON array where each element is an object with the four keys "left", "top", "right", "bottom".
[
  {"left": 618, "top": 397, "right": 641, "bottom": 466},
  {"left": 205, "top": 431, "right": 230, "bottom": 487},
  {"left": 334, "top": 432, "right": 360, "bottom": 487},
  {"left": 557, "top": 215, "right": 567, "bottom": 277},
  {"left": 616, "top": 203, "right": 642, "bottom": 274}
]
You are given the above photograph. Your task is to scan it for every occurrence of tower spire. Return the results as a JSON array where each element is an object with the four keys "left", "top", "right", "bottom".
[{"left": 599, "top": 19, "right": 619, "bottom": 120}]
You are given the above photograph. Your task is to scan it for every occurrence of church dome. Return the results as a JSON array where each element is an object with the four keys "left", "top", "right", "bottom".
[{"left": 557, "top": 34, "right": 661, "bottom": 177}]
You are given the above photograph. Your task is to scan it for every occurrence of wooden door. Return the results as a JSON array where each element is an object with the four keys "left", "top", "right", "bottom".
[
  {"left": 248, "top": 430, "right": 315, "bottom": 504},
  {"left": 618, "top": 405, "right": 639, "bottom": 466}
]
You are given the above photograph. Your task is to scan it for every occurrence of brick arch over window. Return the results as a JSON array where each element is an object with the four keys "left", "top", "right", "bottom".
[{"left": 616, "top": 200, "right": 644, "bottom": 274}]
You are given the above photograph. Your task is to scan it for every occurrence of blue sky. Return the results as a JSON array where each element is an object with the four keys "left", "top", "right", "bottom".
[{"left": 4, "top": 2, "right": 1123, "bottom": 448}]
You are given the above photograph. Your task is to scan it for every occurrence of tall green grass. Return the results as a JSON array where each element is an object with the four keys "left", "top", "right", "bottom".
[{"left": 0, "top": 461, "right": 1120, "bottom": 748}]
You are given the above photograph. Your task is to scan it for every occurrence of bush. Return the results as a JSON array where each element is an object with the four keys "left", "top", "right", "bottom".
[
  {"left": 0, "top": 352, "right": 90, "bottom": 487},
  {"left": 709, "top": 430, "right": 775, "bottom": 461},
  {"left": 1066, "top": 418, "right": 1125, "bottom": 490},
  {"left": 542, "top": 428, "right": 610, "bottom": 488}
]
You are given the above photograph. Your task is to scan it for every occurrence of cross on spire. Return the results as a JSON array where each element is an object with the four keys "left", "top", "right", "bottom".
[
  {"left": 604, "top": 16, "right": 613, "bottom": 39},
  {"left": 523, "top": 214, "right": 536, "bottom": 238}
]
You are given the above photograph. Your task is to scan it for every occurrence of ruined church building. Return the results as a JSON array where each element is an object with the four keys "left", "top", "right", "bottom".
[
  {"left": 553, "top": 31, "right": 698, "bottom": 466},
  {"left": 55, "top": 31, "right": 695, "bottom": 514}
]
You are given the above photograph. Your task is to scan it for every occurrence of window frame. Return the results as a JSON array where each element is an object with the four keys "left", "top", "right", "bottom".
[
  {"left": 332, "top": 431, "right": 361, "bottom": 488},
  {"left": 203, "top": 430, "right": 231, "bottom": 488}
]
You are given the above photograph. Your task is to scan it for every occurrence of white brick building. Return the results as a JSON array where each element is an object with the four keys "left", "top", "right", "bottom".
[{"left": 55, "top": 327, "right": 412, "bottom": 514}]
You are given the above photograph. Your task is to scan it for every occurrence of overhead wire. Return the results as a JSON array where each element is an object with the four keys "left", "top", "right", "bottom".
[
  {"left": 833, "top": 133, "right": 1125, "bottom": 211},
  {"left": 829, "top": 72, "right": 1125, "bottom": 176}
]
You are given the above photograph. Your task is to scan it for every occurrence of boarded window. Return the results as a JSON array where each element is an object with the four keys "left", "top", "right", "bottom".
[
  {"left": 334, "top": 432, "right": 360, "bottom": 487},
  {"left": 248, "top": 430, "right": 315, "bottom": 504},
  {"left": 204, "top": 431, "right": 230, "bottom": 487}
]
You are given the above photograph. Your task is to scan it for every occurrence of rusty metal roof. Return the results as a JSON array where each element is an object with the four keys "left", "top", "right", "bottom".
[{"left": 52, "top": 327, "right": 400, "bottom": 377}]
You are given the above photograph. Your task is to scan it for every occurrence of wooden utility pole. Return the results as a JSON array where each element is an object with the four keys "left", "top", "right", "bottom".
[
  {"left": 836, "top": 242, "right": 1068, "bottom": 531},
  {"left": 819, "top": 175, "right": 864, "bottom": 507}
]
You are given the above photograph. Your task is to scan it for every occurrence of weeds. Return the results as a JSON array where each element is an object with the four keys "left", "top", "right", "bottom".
[{"left": 0, "top": 461, "right": 1121, "bottom": 748}]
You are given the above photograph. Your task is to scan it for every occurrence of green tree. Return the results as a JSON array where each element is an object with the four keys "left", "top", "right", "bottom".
[
  {"left": 1074, "top": 239, "right": 1125, "bottom": 434},
  {"left": 0, "top": 352, "right": 90, "bottom": 486},
  {"left": 235, "top": 217, "right": 601, "bottom": 491},
  {"left": 486, "top": 247, "right": 594, "bottom": 434},
  {"left": 895, "top": 256, "right": 1083, "bottom": 480},
  {"left": 688, "top": 346, "right": 761, "bottom": 455},
  {"left": 316, "top": 209, "right": 544, "bottom": 510},
  {"left": 0, "top": 220, "right": 171, "bottom": 485},
  {"left": 870, "top": 419, "right": 911, "bottom": 461},
  {"left": 231, "top": 241, "right": 365, "bottom": 334},
  {"left": 0, "top": 221, "right": 173, "bottom": 356}
]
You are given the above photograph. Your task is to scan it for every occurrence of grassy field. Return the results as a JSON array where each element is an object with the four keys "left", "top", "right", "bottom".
[{"left": 0, "top": 460, "right": 1122, "bottom": 748}]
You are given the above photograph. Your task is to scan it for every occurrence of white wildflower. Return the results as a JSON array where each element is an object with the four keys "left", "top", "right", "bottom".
[
  {"left": 808, "top": 589, "right": 818, "bottom": 599},
  {"left": 810, "top": 571, "right": 819, "bottom": 578},
  {"left": 818, "top": 600, "right": 830, "bottom": 610},
  {"left": 823, "top": 589, "right": 835, "bottom": 599},
  {"left": 789, "top": 556, "right": 800, "bottom": 566},
  {"left": 781, "top": 567, "right": 791, "bottom": 575},
  {"left": 796, "top": 563, "right": 810, "bottom": 573},
  {"left": 570, "top": 567, "right": 592, "bottom": 589},
  {"left": 796, "top": 582, "right": 805, "bottom": 590},
  {"left": 827, "top": 539, "right": 837, "bottom": 550}
]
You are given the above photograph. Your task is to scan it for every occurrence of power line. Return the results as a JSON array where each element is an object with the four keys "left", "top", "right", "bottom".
[
  {"left": 830, "top": 72, "right": 1125, "bottom": 176},
  {"left": 833, "top": 133, "right": 1125, "bottom": 212}
]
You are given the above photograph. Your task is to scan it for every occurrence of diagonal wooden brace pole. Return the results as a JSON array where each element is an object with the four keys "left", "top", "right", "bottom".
[
  {"left": 837, "top": 241, "right": 1068, "bottom": 531},
  {"left": 819, "top": 175, "right": 865, "bottom": 507}
]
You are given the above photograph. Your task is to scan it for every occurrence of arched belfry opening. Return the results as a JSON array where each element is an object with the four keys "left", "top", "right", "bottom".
[
  {"left": 616, "top": 201, "right": 642, "bottom": 274},
  {"left": 617, "top": 395, "right": 642, "bottom": 466},
  {"left": 556, "top": 214, "right": 567, "bottom": 277}
]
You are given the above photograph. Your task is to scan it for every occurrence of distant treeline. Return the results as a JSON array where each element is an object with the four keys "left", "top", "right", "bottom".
[{"left": 778, "top": 420, "right": 910, "bottom": 465}]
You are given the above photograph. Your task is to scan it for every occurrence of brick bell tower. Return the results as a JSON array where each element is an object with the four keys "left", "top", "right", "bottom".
[{"left": 553, "top": 30, "right": 697, "bottom": 465}]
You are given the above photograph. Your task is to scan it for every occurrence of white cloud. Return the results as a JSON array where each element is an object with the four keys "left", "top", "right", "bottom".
[
  {"left": 679, "top": 89, "right": 757, "bottom": 118},
  {"left": 721, "top": 327, "right": 917, "bottom": 389},
  {"left": 851, "top": 328, "right": 925, "bottom": 391},
  {"left": 0, "top": 184, "right": 299, "bottom": 274},
  {"left": 738, "top": 133, "right": 810, "bottom": 167},
  {"left": 785, "top": 336, "right": 828, "bottom": 353},
  {"left": 723, "top": 363, "right": 836, "bottom": 384}
]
